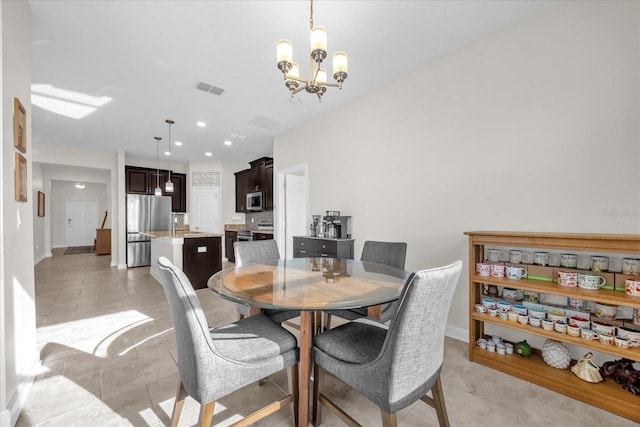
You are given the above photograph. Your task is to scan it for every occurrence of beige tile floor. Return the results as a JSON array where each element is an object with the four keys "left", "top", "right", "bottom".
[{"left": 17, "top": 249, "right": 637, "bottom": 426}]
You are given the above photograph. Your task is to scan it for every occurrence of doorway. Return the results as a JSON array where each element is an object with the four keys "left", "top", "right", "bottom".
[
  {"left": 65, "top": 200, "right": 98, "bottom": 247},
  {"left": 278, "top": 163, "right": 308, "bottom": 258}
]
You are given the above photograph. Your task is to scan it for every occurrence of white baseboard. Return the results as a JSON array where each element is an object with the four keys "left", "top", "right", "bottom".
[
  {"left": 33, "top": 253, "right": 49, "bottom": 265},
  {"left": 117, "top": 263, "right": 127, "bottom": 269},
  {"left": 445, "top": 324, "right": 468, "bottom": 343},
  {"left": 6, "top": 357, "right": 40, "bottom": 427}
]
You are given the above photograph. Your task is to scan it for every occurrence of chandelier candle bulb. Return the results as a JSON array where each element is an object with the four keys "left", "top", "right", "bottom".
[
  {"left": 277, "top": 39, "right": 293, "bottom": 72},
  {"left": 333, "top": 51, "right": 348, "bottom": 83},
  {"left": 310, "top": 26, "right": 327, "bottom": 60},
  {"left": 316, "top": 68, "right": 327, "bottom": 84}
]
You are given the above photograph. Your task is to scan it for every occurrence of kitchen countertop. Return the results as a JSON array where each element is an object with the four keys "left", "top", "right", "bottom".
[
  {"left": 143, "top": 231, "right": 224, "bottom": 239},
  {"left": 224, "top": 224, "right": 247, "bottom": 231},
  {"left": 293, "top": 235, "right": 354, "bottom": 241}
]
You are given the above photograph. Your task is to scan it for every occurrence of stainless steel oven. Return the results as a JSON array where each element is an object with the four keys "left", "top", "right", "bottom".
[{"left": 237, "top": 230, "right": 252, "bottom": 242}]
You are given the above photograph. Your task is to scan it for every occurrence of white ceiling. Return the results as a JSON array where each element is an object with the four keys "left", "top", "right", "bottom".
[{"left": 30, "top": 0, "right": 552, "bottom": 166}]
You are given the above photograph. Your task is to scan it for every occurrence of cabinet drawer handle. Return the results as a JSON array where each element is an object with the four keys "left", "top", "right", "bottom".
[
  {"left": 320, "top": 253, "right": 329, "bottom": 257},
  {"left": 300, "top": 243, "right": 305, "bottom": 246},
  {"left": 299, "top": 250, "right": 307, "bottom": 254}
]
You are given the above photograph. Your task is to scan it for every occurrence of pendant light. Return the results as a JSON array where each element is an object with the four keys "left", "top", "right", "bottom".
[
  {"left": 165, "top": 119, "right": 174, "bottom": 193},
  {"left": 154, "top": 136, "right": 162, "bottom": 196}
]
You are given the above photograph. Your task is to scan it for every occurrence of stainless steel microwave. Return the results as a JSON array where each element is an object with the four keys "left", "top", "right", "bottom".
[{"left": 246, "top": 191, "right": 264, "bottom": 211}]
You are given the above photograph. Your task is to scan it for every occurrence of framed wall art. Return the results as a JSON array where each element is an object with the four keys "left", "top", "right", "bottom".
[
  {"left": 14, "top": 97, "right": 26, "bottom": 153},
  {"left": 15, "top": 153, "right": 27, "bottom": 202},
  {"left": 38, "top": 191, "right": 45, "bottom": 217}
]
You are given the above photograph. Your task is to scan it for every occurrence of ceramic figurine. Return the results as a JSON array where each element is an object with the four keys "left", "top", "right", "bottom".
[
  {"left": 515, "top": 340, "right": 531, "bottom": 358},
  {"left": 542, "top": 339, "right": 570, "bottom": 369},
  {"left": 571, "top": 352, "right": 603, "bottom": 383}
]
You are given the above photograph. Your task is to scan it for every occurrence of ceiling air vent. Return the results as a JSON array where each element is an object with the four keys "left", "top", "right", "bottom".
[{"left": 196, "top": 81, "right": 225, "bottom": 96}]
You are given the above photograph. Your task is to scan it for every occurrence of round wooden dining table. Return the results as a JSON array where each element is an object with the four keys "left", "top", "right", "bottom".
[{"left": 208, "top": 257, "right": 409, "bottom": 426}]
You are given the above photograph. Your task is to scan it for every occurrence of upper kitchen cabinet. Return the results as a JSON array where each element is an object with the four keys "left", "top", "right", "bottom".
[
  {"left": 234, "top": 168, "right": 252, "bottom": 212},
  {"left": 125, "top": 166, "right": 187, "bottom": 212},
  {"left": 234, "top": 157, "right": 273, "bottom": 212}
]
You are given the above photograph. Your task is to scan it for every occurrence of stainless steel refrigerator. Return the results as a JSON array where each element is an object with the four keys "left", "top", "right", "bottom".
[{"left": 126, "top": 195, "right": 172, "bottom": 267}]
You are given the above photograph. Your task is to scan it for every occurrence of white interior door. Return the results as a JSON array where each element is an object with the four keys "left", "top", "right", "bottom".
[
  {"left": 280, "top": 165, "right": 308, "bottom": 259},
  {"left": 66, "top": 199, "right": 98, "bottom": 247},
  {"left": 192, "top": 187, "right": 219, "bottom": 233}
]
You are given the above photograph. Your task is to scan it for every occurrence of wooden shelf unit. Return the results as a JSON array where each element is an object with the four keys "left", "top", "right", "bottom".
[{"left": 465, "top": 231, "right": 640, "bottom": 423}]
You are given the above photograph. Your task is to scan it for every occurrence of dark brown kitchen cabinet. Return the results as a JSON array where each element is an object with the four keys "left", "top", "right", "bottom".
[
  {"left": 225, "top": 230, "right": 237, "bottom": 262},
  {"left": 293, "top": 237, "right": 354, "bottom": 259},
  {"left": 182, "top": 237, "right": 221, "bottom": 289},
  {"left": 234, "top": 169, "right": 251, "bottom": 212},
  {"left": 234, "top": 157, "right": 273, "bottom": 212},
  {"left": 125, "top": 166, "right": 187, "bottom": 212},
  {"left": 265, "top": 161, "right": 273, "bottom": 211}
]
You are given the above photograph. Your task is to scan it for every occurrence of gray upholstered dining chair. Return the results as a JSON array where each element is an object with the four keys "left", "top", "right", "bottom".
[
  {"left": 312, "top": 260, "right": 462, "bottom": 427},
  {"left": 156, "top": 256, "right": 299, "bottom": 427},
  {"left": 324, "top": 240, "right": 407, "bottom": 329},
  {"left": 234, "top": 240, "right": 300, "bottom": 324}
]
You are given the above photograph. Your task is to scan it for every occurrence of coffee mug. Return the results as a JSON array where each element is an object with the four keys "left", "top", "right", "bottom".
[
  {"left": 486, "top": 249, "right": 505, "bottom": 262},
  {"left": 506, "top": 266, "right": 527, "bottom": 280},
  {"left": 491, "top": 264, "right": 506, "bottom": 278},
  {"left": 590, "top": 256, "right": 609, "bottom": 272},
  {"left": 625, "top": 278, "right": 640, "bottom": 297},
  {"left": 577, "top": 273, "right": 606, "bottom": 290},
  {"left": 581, "top": 329, "right": 598, "bottom": 341},
  {"left": 622, "top": 258, "right": 640, "bottom": 275},
  {"left": 560, "top": 253, "right": 578, "bottom": 268},
  {"left": 511, "top": 304, "right": 528, "bottom": 315},
  {"left": 504, "top": 343, "right": 514, "bottom": 354},
  {"left": 557, "top": 270, "right": 578, "bottom": 287},
  {"left": 476, "top": 338, "right": 487, "bottom": 349},
  {"left": 482, "top": 298, "right": 497, "bottom": 309},
  {"left": 509, "top": 250, "right": 531, "bottom": 264},
  {"left": 475, "top": 303, "right": 487, "bottom": 313},
  {"left": 595, "top": 303, "right": 629, "bottom": 320},
  {"left": 533, "top": 252, "right": 550, "bottom": 266},
  {"left": 497, "top": 301, "right": 511, "bottom": 312},
  {"left": 529, "top": 317, "right": 541, "bottom": 328},
  {"left": 487, "top": 342, "right": 496, "bottom": 352},
  {"left": 529, "top": 309, "right": 546, "bottom": 320},
  {"left": 498, "top": 311, "right": 509, "bottom": 321},
  {"left": 508, "top": 311, "right": 518, "bottom": 322},
  {"left": 518, "top": 314, "right": 529, "bottom": 325},
  {"left": 476, "top": 263, "right": 492, "bottom": 277},
  {"left": 567, "top": 297, "right": 585, "bottom": 310},
  {"left": 615, "top": 336, "right": 630, "bottom": 349}
]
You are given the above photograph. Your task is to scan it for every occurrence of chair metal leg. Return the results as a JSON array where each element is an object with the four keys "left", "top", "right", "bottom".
[
  {"left": 199, "top": 401, "right": 215, "bottom": 427},
  {"left": 381, "top": 411, "right": 397, "bottom": 427},
  {"left": 288, "top": 364, "right": 299, "bottom": 426},
  {"left": 171, "top": 381, "right": 188, "bottom": 427},
  {"left": 312, "top": 364, "right": 324, "bottom": 426}
]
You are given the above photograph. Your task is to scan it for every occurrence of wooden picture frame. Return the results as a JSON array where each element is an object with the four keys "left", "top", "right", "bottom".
[
  {"left": 37, "top": 191, "right": 45, "bottom": 217},
  {"left": 14, "top": 98, "right": 26, "bottom": 153},
  {"left": 15, "top": 153, "right": 27, "bottom": 202}
]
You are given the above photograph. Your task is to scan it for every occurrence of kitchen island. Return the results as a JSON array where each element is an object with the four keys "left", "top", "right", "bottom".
[{"left": 144, "top": 231, "right": 223, "bottom": 289}]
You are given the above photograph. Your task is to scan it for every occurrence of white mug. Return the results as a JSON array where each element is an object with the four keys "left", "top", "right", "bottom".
[
  {"left": 622, "top": 258, "right": 640, "bottom": 275},
  {"left": 509, "top": 250, "right": 531, "bottom": 264},
  {"left": 559, "top": 253, "right": 577, "bottom": 268},
  {"left": 476, "top": 263, "right": 492, "bottom": 277},
  {"left": 533, "top": 252, "right": 549, "bottom": 266},
  {"left": 486, "top": 249, "right": 503, "bottom": 262},
  {"left": 506, "top": 266, "right": 527, "bottom": 280},
  {"left": 590, "top": 256, "right": 609, "bottom": 272},
  {"left": 577, "top": 273, "right": 606, "bottom": 290}
]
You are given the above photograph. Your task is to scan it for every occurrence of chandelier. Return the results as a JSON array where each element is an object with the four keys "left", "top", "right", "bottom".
[{"left": 276, "top": 0, "right": 348, "bottom": 101}]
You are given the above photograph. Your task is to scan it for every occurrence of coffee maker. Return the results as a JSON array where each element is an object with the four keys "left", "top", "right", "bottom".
[
  {"left": 309, "top": 215, "right": 321, "bottom": 237},
  {"left": 323, "top": 212, "right": 351, "bottom": 239}
]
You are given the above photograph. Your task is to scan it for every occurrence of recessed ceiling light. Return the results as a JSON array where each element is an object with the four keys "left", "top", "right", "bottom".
[
  {"left": 205, "top": 152, "right": 212, "bottom": 157},
  {"left": 174, "top": 141, "right": 183, "bottom": 146},
  {"left": 164, "top": 151, "right": 171, "bottom": 156},
  {"left": 224, "top": 140, "right": 232, "bottom": 146},
  {"left": 197, "top": 121, "right": 206, "bottom": 128}
]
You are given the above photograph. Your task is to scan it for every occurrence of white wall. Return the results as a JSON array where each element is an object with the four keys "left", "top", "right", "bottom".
[
  {"left": 274, "top": 1, "right": 640, "bottom": 336},
  {"left": 1, "top": 2, "right": 36, "bottom": 425}
]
